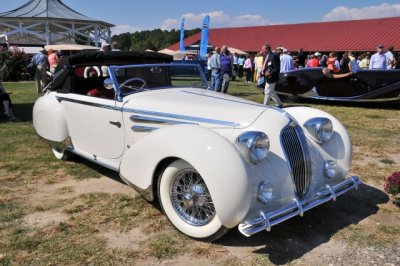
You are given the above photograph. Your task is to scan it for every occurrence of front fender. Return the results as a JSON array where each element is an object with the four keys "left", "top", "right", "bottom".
[
  {"left": 120, "top": 124, "right": 252, "bottom": 228},
  {"left": 284, "top": 106, "right": 353, "bottom": 176}
]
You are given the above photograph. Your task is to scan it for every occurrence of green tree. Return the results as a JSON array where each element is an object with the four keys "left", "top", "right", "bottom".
[
  {"left": 0, "top": 49, "right": 31, "bottom": 81},
  {"left": 111, "top": 28, "right": 200, "bottom": 52}
]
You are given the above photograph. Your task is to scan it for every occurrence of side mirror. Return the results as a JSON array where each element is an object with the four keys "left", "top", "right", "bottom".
[{"left": 103, "top": 78, "right": 114, "bottom": 90}]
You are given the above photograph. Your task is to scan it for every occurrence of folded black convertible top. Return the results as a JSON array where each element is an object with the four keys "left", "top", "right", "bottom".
[{"left": 49, "top": 51, "right": 173, "bottom": 92}]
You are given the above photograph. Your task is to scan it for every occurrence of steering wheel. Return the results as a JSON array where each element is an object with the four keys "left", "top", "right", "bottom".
[{"left": 120, "top": 77, "right": 148, "bottom": 91}]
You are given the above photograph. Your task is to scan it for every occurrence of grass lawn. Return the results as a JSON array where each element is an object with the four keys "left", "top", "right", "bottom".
[{"left": 0, "top": 80, "right": 399, "bottom": 265}]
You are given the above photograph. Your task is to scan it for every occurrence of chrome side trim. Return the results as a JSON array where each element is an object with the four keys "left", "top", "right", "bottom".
[
  {"left": 56, "top": 96, "right": 119, "bottom": 111},
  {"left": 238, "top": 175, "right": 362, "bottom": 237},
  {"left": 123, "top": 107, "right": 240, "bottom": 127},
  {"left": 131, "top": 125, "right": 158, "bottom": 132},
  {"left": 56, "top": 95, "right": 240, "bottom": 127},
  {"left": 130, "top": 115, "right": 197, "bottom": 125}
]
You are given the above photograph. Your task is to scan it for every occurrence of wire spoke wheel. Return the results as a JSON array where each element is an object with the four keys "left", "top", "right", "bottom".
[
  {"left": 171, "top": 169, "right": 215, "bottom": 226},
  {"left": 157, "top": 159, "right": 227, "bottom": 241}
]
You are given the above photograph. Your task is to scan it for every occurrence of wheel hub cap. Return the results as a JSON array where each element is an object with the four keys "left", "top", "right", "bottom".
[{"left": 171, "top": 169, "right": 216, "bottom": 226}]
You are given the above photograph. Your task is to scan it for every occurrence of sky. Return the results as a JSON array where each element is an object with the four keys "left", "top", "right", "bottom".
[{"left": 1, "top": 0, "right": 400, "bottom": 35}]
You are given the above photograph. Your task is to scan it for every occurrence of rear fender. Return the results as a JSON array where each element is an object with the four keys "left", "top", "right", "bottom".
[{"left": 33, "top": 93, "right": 69, "bottom": 143}]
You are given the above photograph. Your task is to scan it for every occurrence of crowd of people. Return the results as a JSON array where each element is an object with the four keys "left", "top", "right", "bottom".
[
  {"left": 206, "top": 43, "right": 399, "bottom": 107},
  {"left": 1, "top": 41, "right": 398, "bottom": 122}
]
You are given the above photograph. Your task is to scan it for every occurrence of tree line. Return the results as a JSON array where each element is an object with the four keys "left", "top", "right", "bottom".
[{"left": 111, "top": 28, "right": 201, "bottom": 52}]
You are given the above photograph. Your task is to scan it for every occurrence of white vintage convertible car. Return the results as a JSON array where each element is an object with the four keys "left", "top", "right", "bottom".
[{"left": 33, "top": 51, "right": 361, "bottom": 241}]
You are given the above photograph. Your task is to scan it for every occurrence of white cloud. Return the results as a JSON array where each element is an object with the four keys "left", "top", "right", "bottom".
[
  {"left": 111, "top": 24, "right": 141, "bottom": 35},
  {"left": 230, "top": 14, "right": 279, "bottom": 27},
  {"left": 161, "top": 19, "right": 178, "bottom": 31},
  {"left": 160, "top": 11, "right": 276, "bottom": 30},
  {"left": 324, "top": 2, "right": 400, "bottom": 21}
]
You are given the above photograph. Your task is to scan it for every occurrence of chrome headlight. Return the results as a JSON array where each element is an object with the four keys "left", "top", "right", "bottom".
[
  {"left": 237, "top": 131, "right": 270, "bottom": 164},
  {"left": 303, "top": 117, "right": 333, "bottom": 144}
]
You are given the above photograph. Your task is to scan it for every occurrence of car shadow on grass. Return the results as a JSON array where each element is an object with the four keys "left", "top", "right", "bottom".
[
  {"left": 216, "top": 184, "right": 388, "bottom": 265},
  {"left": 68, "top": 156, "right": 123, "bottom": 183},
  {"left": 1, "top": 102, "right": 35, "bottom": 123}
]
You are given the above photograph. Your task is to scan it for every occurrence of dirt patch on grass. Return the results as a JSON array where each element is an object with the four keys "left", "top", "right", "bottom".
[
  {"left": 27, "top": 176, "right": 136, "bottom": 207},
  {"left": 100, "top": 228, "right": 148, "bottom": 250},
  {"left": 23, "top": 211, "right": 68, "bottom": 228}
]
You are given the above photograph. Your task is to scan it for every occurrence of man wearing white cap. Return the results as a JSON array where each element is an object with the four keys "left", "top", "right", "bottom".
[
  {"left": 369, "top": 45, "right": 387, "bottom": 69},
  {"left": 280, "top": 48, "right": 294, "bottom": 73}
]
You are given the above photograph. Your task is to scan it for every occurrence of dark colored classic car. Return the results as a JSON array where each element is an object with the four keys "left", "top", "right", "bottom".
[{"left": 276, "top": 68, "right": 400, "bottom": 102}]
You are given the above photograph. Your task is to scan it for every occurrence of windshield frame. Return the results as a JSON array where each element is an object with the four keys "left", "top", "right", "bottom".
[{"left": 108, "top": 63, "right": 209, "bottom": 102}]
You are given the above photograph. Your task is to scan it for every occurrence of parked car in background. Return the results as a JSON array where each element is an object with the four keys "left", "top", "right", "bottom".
[
  {"left": 33, "top": 51, "right": 361, "bottom": 241},
  {"left": 276, "top": 68, "right": 400, "bottom": 102}
]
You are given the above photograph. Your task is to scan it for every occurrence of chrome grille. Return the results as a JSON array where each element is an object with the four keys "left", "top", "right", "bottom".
[{"left": 281, "top": 123, "right": 312, "bottom": 199}]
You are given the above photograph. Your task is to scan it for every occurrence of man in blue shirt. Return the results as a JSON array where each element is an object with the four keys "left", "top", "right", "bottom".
[
  {"left": 369, "top": 45, "right": 387, "bottom": 70},
  {"left": 279, "top": 48, "right": 294, "bottom": 73},
  {"left": 29, "top": 48, "right": 49, "bottom": 93}
]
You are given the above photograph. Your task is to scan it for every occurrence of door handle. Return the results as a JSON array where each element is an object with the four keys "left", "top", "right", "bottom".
[{"left": 109, "top": 121, "right": 121, "bottom": 128}]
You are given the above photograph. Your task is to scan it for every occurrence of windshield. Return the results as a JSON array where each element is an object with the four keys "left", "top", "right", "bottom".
[{"left": 109, "top": 64, "right": 208, "bottom": 97}]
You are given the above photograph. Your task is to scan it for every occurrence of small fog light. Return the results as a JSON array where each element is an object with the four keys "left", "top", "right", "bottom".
[
  {"left": 323, "top": 160, "right": 337, "bottom": 179},
  {"left": 258, "top": 182, "right": 274, "bottom": 204}
]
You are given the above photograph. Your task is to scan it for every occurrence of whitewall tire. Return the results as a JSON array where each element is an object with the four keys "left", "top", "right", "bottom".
[{"left": 157, "top": 159, "right": 227, "bottom": 241}]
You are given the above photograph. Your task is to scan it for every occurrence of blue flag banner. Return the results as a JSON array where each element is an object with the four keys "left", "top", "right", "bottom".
[
  {"left": 179, "top": 17, "right": 185, "bottom": 52},
  {"left": 199, "top": 15, "right": 210, "bottom": 59}
]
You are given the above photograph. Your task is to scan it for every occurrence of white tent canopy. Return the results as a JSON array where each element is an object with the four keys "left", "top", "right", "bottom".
[
  {"left": 158, "top": 48, "right": 175, "bottom": 55},
  {"left": 0, "top": 0, "right": 113, "bottom": 46},
  {"left": 172, "top": 51, "right": 197, "bottom": 60},
  {"left": 228, "top": 47, "right": 248, "bottom": 55},
  {"left": 45, "top": 44, "right": 99, "bottom": 51}
]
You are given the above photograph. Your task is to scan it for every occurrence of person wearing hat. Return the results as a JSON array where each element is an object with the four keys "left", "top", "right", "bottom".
[
  {"left": 28, "top": 47, "right": 49, "bottom": 93},
  {"left": 280, "top": 48, "right": 294, "bottom": 73},
  {"left": 369, "top": 45, "right": 387, "bottom": 69}
]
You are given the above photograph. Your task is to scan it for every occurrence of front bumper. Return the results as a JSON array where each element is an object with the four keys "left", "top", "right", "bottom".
[{"left": 238, "top": 175, "right": 361, "bottom": 237}]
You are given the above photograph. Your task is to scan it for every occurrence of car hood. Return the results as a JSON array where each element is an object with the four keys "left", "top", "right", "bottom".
[{"left": 123, "top": 88, "right": 267, "bottom": 128}]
